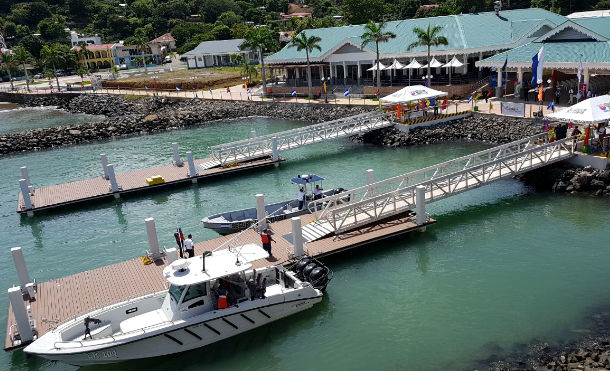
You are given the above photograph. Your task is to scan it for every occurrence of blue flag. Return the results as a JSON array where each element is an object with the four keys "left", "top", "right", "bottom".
[
  {"left": 247, "top": 88, "right": 251, "bottom": 93},
  {"left": 467, "top": 94, "right": 473, "bottom": 103},
  {"left": 176, "top": 86, "right": 181, "bottom": 91},
  {"left": 144, "top": 85, "right": 148, "bottom": 90},
  {"left": 343, "top": 88, "right": 350, "bottom": 96},
  {"left": 501, "top": 56, "right": 508, "bottom": 72},
  {"left": 547, "top": 99, "right": 555, "bottom": 112},
  {"left": 531, "top": 46, "right": 544, "bottom": 85},
  {"left": 291, "top": 90, "right": 297, "bottom": 96},
  {"left": 209, "top": 87, "right": 212, "bottom": 93}
]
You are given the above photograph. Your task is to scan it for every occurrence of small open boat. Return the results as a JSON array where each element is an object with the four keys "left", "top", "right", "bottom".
[{"left": 202, "top": 174, "right": 345, "bottom": 235}]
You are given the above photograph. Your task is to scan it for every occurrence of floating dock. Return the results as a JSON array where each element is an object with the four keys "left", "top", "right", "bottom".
[{"left": 4, "top": 212, "right": 435, "bottom": 351}]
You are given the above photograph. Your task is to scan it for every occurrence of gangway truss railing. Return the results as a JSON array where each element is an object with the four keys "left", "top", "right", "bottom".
[
  {"left": 210, "top": 112, "right": 391, "bottom": 165},
  {"left": 312, "top": 134, "right": 576, "bottom": 234}
]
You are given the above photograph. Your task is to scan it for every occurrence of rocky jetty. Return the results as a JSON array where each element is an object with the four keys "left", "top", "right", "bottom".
[
  {"left": 0, "top": 94, "right": 374, "bottom": 156},
  {"left": 353, "top": 114, "right": 543, "bottom": 147},
  {"left": 517, "top": 164, "right": 610, "bottom": 197}
]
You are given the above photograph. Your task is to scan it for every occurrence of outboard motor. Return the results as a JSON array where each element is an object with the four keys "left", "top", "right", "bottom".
[
  {"left": 333, "top": 187, "right": 345, "bottom": 195},
  {"left": 308, "top": 266, "right": 329, "bottom": 290},
  {"left": 302, "top": 263, "right": 318, "bottom": 281},
  {"left": 293, "top": 258, "right": 311, "bottom": 280}
]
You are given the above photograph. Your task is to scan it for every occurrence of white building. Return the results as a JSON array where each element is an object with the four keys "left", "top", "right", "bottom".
[
  {"left": 70, "top": 31, "right": 102, "bottom": 47},
  {"left": 183, "top": 39, "right": 256, "bottom": 69}
]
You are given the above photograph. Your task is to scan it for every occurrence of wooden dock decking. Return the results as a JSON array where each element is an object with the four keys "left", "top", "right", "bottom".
[
  {"left": 4, "top": 213, "right": 435, "bottom": 351},
  {"left": 17, "top": 156, "right": 276, "bottom": 214}
]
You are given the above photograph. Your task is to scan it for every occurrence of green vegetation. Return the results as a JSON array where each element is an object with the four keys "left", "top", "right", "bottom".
[
  {"left": 361, "top": 21, "right": 396, "bottom": 90},
  {"left": 288, "top": 32, "right": 321, "bottom": 99},
  {"left": 408, "top": 24, "right": 448, "bottom": 87}
]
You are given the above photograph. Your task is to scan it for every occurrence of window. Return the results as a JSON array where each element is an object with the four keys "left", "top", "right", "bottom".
[
  {"left": 183, "top": 283, "right": 207, "bottom": 302},
  {"left": 168, "top": 284, "right": 185, "bottom": 303},
  {"left": 197, "top": 57, "right": 202, "bottom": 61}
]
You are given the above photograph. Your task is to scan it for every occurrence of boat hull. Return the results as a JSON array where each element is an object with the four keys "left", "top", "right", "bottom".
[{"left": 27, "top": 296, "right": 322, "bottom": 366}]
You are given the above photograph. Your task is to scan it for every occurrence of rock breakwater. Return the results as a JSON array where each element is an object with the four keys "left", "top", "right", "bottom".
[
  {"left": 517, "top": 164, "right": 610, "bottom": 197},
  {"left": 0, "top": 93, "right": 374, "bottom": 156}
]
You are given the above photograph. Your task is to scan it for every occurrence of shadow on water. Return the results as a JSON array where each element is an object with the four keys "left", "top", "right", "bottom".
[
  {"left": 113, "top": 203, "right": 128, "bottom": 233},
  {"left": 19, "top": 216, "right": 45, "bottom": 249}
]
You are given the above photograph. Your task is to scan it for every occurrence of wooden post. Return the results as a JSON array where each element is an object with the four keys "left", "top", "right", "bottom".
[
  {"left": 11, "top": 247, "right": 31, "bottom": 292},
  {"left": 19, "top": 180, "right": 33, "bottom": 215},
  {"left": 186, "top": 151, "right": 197, "bottom": 183},
  {"left": 172, "top": 142, "right": 183, "bottom": 166},
  {"left": 106, "top": 164, "right": 120, "bottom": 198},
  {"left": 100, "top": 154, "right": 109, "bottom": 179},
  {"left": 291, "top": 217, "right": 304, "bottom": 257},
  {"left": 7, "top": 287, "right": 33, "bottom": 343},
  {"left": 415, "top": 185, "right": 426, "bottom": 231},
  {"left": 145, "top": 217, "right": 161, "bottom": 259},
  {"left": 256, "top": 194, "right": 267, "bottom": 230}
]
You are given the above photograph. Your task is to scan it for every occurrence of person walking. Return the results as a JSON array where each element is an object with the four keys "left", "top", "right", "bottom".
[
  {"left": 260, "top": 228, "right": 275, "bottom": 257},
  {"left": 184, "top": 234, "right": 194, "bottom": 258},
  {"left": 297, "top": 188, "right": 305, "bottom": 210}
]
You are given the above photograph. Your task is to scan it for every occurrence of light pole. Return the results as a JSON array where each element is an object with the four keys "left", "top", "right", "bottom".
[
  {"left": 321, "top": 77, "right": 328, "bottom": 103},
  {"left": 422, "top": 74, "right": 433, "bottom": 87}
]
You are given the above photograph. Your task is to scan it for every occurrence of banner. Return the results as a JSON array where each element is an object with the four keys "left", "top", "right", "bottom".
[{"left": 501, "top": 102, "right": 526, "bottom": 117}]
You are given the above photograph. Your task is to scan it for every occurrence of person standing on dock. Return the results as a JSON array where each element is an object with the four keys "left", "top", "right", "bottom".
[
  {"left": 184, "top": 234, "right": 194, "bottom": 258},
  {"left": 297, "top": 188, "right": 305, "bottom": 210},
  {"left": 174, "top": 229, "right": 185, "bottom": 258},
  {"left": 260, "top": 228, "right": 275, "bottom": 257}
]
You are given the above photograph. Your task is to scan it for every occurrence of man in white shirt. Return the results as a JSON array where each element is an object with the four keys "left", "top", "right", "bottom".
[
  {"left": 313, "top": 185, "right": 323, "bottom": 200},
  {"left": 569, "top": 88, "right": 575, "bottom": 104},
  {"left": 297, "top": 188, "right": 305, "bottom": 210},
  {"left": 184, "top": 234, "right": 194, "bottom": 258}
]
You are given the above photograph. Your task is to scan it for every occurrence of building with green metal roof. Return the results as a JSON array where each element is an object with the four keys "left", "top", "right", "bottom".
[{"left": 266, "top": 8, "right": 566, "bottom": 87}]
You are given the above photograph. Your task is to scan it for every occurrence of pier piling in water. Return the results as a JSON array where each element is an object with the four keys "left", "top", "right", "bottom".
[
  {"left": 415, "top": 185, "right": 426, "bottom": 231},
  {"left": 7, "top": 287, "right": 33, "bottom": 344},
  {"left": 291, "top": 217, "right": 304, "bottom": 257},
  {"left": 250, "top": 129, "right": 257, "bottom": 138},
  {"left": 19, "top": 180, "right": 33, "bottom": 216},
  {"left": 100, "top": 154, "right": 109, "bottom": 179},
  {"left": 10, "top": 247, "right": 31, "bottom": 293},
  {"left": 145, "top": 218, "right": 161, "bottom": 259},
  {"left": 172, "top": 143, "right": 183, "bottom": 167},
  {"left": 366, "top": 169, "right": 375, "bottom": 185},
  {"left": 20, "top": 167, "right": 30, "bottom": 188},
  {"left": 186, "top": 151, "right": 197, "bottom": 183},
  {"left": 256, "top": 194, "right": 266, "bottom": 230},
  {"left": 105, "top": 164, "right": 120, "bottom": 198},
  {"left": 271, "top": 137, "right": 279, "bottom": 162}
]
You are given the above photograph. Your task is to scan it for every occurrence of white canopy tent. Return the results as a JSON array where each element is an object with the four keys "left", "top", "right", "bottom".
[
  {"left": 402, "top": 59, "right": 422, "bottom": 86},
  {"left": 384, "top": 59, "right": 405, "bottom": 86},
  {"left": 380, "top": 84, "right": 447, "bottom": 104},
  {"left": 546, "top": 95, "right": 610, "bottom": 124},
  {"left": 367, "top": 62, "right": 387, "bottom": 84},
  {"left": 442, "top": 56, "right": 464, "bottom": 86},
  {"left": 420, "top": 57, "right": 443, "bottom": 69}
]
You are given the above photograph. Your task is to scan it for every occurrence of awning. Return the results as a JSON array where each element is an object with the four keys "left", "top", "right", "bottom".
[
  {"left": 402, "top": 59, "right": 422, "bottom": 69},
  {"left": 421, "top": 57, "right": 443, "bottom": 68},
  {"left": 380, "top": 85, "right": 448, "bottom": 104},
  {"left": 442, "top": 56, "right": 464, "bottom": 68},
  {"left": 384, "top": 59, "right": 405, "bottom": 70},
  {"left": 546, "top": 95, "right": 610, "bottom": 124},
  {"left": 291, "top": 174, "right": 324, "bottom": 184},
  {"left": 367, "top": 62, "right": 387, "bottom": 71}
]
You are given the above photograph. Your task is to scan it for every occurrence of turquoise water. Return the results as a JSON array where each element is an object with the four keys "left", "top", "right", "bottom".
[
  {"left": 0, "top": 114, "right": 608, "bottom": 370},
  {"left": 0, "top": 107, "right": 104, "bottom": 134}
]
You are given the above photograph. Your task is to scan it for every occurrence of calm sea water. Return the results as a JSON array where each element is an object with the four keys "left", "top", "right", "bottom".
[
  {"left": 0, "top": 107, "right": 104, "bottom": 134},
  {"left": 0, "top": 109, "right": 608, "bottom": 371}
]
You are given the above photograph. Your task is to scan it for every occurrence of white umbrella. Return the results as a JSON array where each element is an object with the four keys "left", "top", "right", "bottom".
[
  {"left": 420, "top": 57, "right": 443, "bottom": 69},
  {"left": 441, "top": 56, "right": 464, "bottom": 86},
  {"left": 384, "top": 59, "right": 405, "bottom": 86},
  {"left": 367, "top": 62, "right": 387, "bottom": 85},
  {"left": 402, "top": 59, "right": 422, "bottom": 86},
  {"left": 546, "top": 94, "right": 610, "bottom": 124}
]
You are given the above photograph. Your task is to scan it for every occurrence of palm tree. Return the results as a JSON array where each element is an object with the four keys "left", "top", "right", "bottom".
[
  {"left": 76, "top": 42, "right": 90, "bottom": 72},
  {"left": 1, "top": 52, "right": 17, "bottom": 91},
  {"left": 288, "top": 32, "right": 322, "bottom": 99},
  {"left": 407, "top": 24, "right": 448, "bottom": 87},
  {"left": 13, "top": 46, "right": 32, "bottom": 92},
  {"left": 76, "top": 67, "right": 87, "bottom": 83},
  {"left": 240, "top": 62, "right": 258, "bottom": 83},
  {"left": 40, "top": 43, "right": 68, "bottom": 91},
  {"left": 241, "top": 27, "right": 277, "bottom": 95},
  {"left": 133, "top": 36, "right": 150, "bottom": 73},
  {"left": 361, "top": 21, "right": 396, "bottom": 91}
]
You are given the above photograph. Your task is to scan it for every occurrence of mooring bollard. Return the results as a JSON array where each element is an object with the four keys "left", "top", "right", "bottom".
[
  {"left": 20, "top": 166, "right": 30, "bottom": 188},
  {"left": 186, "top": 151, "right": 197, "bottom": 183},
  {"left": 19, "top": 179, "right": 33, "bottom": 216},
  {"left": 165, "top": 247, "right": 178, "bottom": 264},
  {"left": 28, "top": 185, "right": 34, "bottom": 195},
  {"left": 145, "top": 217, "right": 161, "bottom": 259},
  {"left": 250, "top": 129, "right": 257, "bottom": 138},
  {"left": 271, "top": 137, "right": 279, "bottom": 162},
  {"left": 105, "top": 164, "right": 120, "bottom": 198},
  {"left": 256, "top": 194, "right": 267, "bottom": 229},
  {"left": 100, "top": 154, "right": 109, "bottom": 179},
  {"left": 172, "top": 143, "right": 183, "bottom": 166},
  {"left": 291, "top": 217, "right": 304, "bottom": 257},
  {"left": 415, "top": 185, "right": 426, "bottom": 230},
  {"left": 7, "top": 287, "right": 34, "bottom": 343},
  {"left": 11, "top": 247, "right": 31, "bottom": 292}
]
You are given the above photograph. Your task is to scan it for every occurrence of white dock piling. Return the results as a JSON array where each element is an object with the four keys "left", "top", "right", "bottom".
[
  {"left": 106, "top": 164, "right": 120, "bottom": 198},
  {"left": 291, "top": 217, "right": 304, "bottom": 257},
  {"left": 28, "top": 185, "right": 34, "bottom": 195},
  {"left": 145, "top": 217, "right": 161, "bottom": 259},
  {"left": 256, "top": 194, "right": 267, "bottom": 229},
  {"left": 172, "top": 143, "right": 183, "bottom": 166},
  {"left": 415, "top": 185, "right": 426, "bottom": 230},
  {"left": 250, "top": 129, "right": 257, "bottom": 138},
  {"left": 366, "top": 169, "right": 375, "bottom": 185},
  {"left": 100, "top": 154, "right": 109, "bottom": 179},
  {"left": 20, "top": 166, "right": 30, "bottom": 188},
  {"left": 165, "top": 247, "right": 178, "bottom": 264},
  {"left": 19, "top": 180, "right": 33, "bottom": 216},
  {"left": 11, "top": 247, "right": 31, "bottom": 292},
  {"left": 186, "top": 151, "right": 197, "bottom": 183},
  {"left": 271, "top": 137, "right": 279, "bottom": 162},
  {"left": 7, "top": 287, "right": 34, "bottom": 343}
]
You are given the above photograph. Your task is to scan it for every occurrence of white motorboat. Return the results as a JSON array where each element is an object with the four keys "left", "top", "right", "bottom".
[
  {"left": 202, "top": 174, "right": 346, "bottom": 235},
  {"left": 24, "top": 244, "right": 331, "bottom": 365}
]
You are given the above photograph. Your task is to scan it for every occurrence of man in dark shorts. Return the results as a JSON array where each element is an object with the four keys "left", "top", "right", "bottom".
[{"left": 260, "top": 228, "right": 275, "bottom": 257}]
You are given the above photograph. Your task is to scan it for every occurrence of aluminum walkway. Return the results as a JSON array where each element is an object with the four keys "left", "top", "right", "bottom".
[
  {"left": 306, "top": 133, "right": 576, "bottom": 235},
  {"left": 207, "top": 112, "right": 391, "bottom": 166}
]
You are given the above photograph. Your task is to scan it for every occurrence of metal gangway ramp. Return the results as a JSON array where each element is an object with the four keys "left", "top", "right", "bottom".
[
  {"left": 204, "top": 112, "right": 391, "bottom": 168},
  {"left": 306, "top": 133, "right": 576, "bottom": 236}
]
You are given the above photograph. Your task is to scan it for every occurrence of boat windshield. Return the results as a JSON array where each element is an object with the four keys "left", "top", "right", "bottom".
[{"left": 168, "top": 284, "right": 186, "bottom": 303}]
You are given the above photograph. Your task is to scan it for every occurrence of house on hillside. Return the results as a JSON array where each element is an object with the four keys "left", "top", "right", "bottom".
[
  {"left": 113, "top": 43, "right": 160, "bottom": 68},
  {"left": 69, "top": 31, "right": 102, "bottom": 47},
  {"left": 149, "top": 33, "right": 176, "bottom": 57},
  {"left": 182, "top": 39, "right": 257, "bottom": 69},
  {"left": 72, "top": 44, "right": 115, "bottom": 69}
]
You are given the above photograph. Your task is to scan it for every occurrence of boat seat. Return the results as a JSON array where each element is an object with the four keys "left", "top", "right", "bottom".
[
  {"left": 87, "top": 324, "right": 112, "bottom": 339},
  {"left": 119, "top": 309, "right": 168, "bottom": 334}
]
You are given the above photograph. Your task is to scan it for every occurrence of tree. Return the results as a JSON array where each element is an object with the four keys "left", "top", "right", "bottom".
[
  {"left": 133, "top": 36, "right": 150, "bottom": 72},
  {"left": 13, "top": 46, "right": 33, "bottom": 92},
  {"left": 342, "top": 0, "right": 387, "bottom": 24},
  {"left": 288, "top": 32, "right": 322, "bottom": 99},
  {"left": 241, "top": 26, "right": 278, "bottom": 96},
  {"left": 241, "top": 62, "right": 258, "bottom": 83},
  {"left": 38, "top": 17, "right": 68, "bottom": 41},
  {"left": 217, "top": 11, "right": 243, "bottom": 27},
  {"left": 361, "top": 21, "right": 396, "bottom": 91},
  {"left": 1, "top": 52, "right": 18, "bottom": 91},
  {"left": 18, "top": 35, "right": 43, "bottom": 59},
  {"left": 407, "top": 24, "right": 448, "bottom": 87},
  {"left": 76, "top": 43, "right": 90, "bottom": 72},
  {"left": 211, "top": 24, "right": 232, "bottom": 40},
  {"left": 77, "top": 67, "right": 87, "bottom": 82},
  {"left": 40, "top": 43, "right": 69, "bottom": 91}
]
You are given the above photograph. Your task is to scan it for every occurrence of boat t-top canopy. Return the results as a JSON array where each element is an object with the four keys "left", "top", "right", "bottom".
[
  {"left": 380, "top": 85, "right": 447, "bottom": 104},
  {"left": 546, "top": 95, "right": 610, "bottom": 124},
  {"left": 163, "top": 244, "right": 268, "bottom": 286},
  {"left": 291, "top": 174, "right": 324, "bottom": 185}
]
